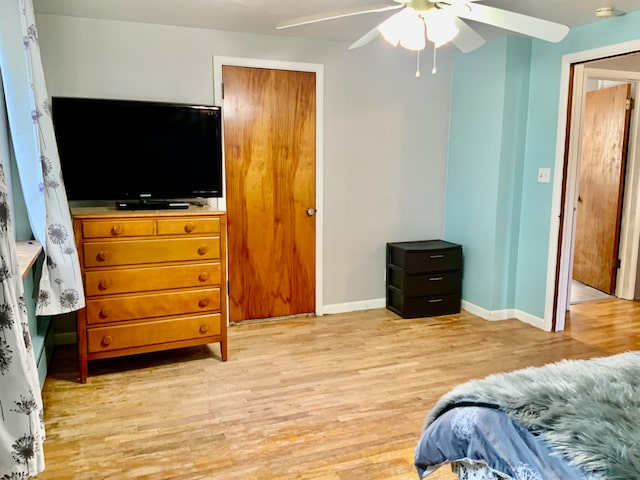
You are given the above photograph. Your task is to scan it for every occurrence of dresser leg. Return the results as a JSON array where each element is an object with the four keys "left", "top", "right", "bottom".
[
  {"left": 220, "top": 340, "right": 227, "bottom": 361},
  {"left": 79, "top": 359, "right": 88, "bottom": 384},
  {"left": 76, "top": 309, "right": 88, "bottom": 383}
]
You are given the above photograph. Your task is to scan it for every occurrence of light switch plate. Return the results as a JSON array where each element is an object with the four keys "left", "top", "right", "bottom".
[{"left": 538, "top": 167, "right": 551, "bottom": 183}]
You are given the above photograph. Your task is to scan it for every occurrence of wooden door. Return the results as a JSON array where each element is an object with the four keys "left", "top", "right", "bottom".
[
  {"left": 573, "top": 83, "right": 632, "bottom": 294},
  {"left": 222, "top": 66, "right": 316, "bottom": 322}
]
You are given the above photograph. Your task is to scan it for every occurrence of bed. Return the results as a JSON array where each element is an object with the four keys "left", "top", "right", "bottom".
[{"left": 414, "top": 350, "right": 640, "bottom": 480}]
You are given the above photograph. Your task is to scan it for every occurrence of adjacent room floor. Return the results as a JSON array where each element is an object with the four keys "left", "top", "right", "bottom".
[{"left": 570, "top": 279, "right": 613, "bottom": 304}]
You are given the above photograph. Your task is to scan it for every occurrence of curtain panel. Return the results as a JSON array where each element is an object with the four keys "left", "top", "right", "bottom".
[
  {"left": 0, "top": 0, "right": 85, "bottom": 317},
  {"left": 0, "top": 0, "right": 86, "bottom": 477},
  {"left": 0, "top": 159, "right": 45, "bottom": 477}
]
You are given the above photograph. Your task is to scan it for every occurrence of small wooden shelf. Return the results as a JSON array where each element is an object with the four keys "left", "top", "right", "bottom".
[{"left": 17, "top": 240, "right": 42, "bottom": 279}]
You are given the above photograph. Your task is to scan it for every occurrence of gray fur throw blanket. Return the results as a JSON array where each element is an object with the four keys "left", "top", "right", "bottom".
[{"left": 423, "top": 351, "right": 640, "bottom": 479}]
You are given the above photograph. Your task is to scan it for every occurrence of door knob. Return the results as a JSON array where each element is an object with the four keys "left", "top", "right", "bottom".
[{"left": 306, "top": 208, "right": 316, "bottom": 216}]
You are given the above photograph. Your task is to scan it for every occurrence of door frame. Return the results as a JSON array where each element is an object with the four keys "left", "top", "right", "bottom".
[
  {"left": 546, "top": 39, "right": 640, "bottom": 331},
  {"left": 212, "top": 56, "right": 325, "bottom": 317}
]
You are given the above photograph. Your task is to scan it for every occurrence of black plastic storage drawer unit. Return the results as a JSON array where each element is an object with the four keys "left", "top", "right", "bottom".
[{"left": 386, "top": 240, "right": 463, "bottom": 318}]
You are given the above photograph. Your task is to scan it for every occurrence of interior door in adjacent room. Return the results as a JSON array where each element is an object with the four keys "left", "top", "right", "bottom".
[
  {"left": 572, "top": 83, "right": 632, "bottom": 294},
  {"left": 222, "top": 65, "right": 316, "bottom": 322}
]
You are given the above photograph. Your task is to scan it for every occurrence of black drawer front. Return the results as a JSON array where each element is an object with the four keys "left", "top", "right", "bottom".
[
  {"left": 388, "top": 268, "right": 461, "bottom": 296},
  {"left": 390, "top": 248, "right": 462, "bottom": 273},
  {"left": 386, "top": 288, "right": 460, "bottom": 318}
]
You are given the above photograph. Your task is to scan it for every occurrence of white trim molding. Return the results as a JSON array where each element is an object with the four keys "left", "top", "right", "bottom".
[
  {"left": 323, "top": 298, "right": 386, "bottom": 315},
  {"left": 462, "top": 301, "right": 547, "bottom": 331}
]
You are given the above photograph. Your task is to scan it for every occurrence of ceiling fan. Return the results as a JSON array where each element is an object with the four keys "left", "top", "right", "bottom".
[{"left": 276, "top": 0, "right": 570, "bottom": 54}]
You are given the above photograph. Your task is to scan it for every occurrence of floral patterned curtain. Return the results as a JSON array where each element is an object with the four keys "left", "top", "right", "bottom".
[
  {"left": 0, "top": 0, "right": 86, "bottom": 476},
  {"left": 9, "top": 0, "right": 85, "bottom": 317},
  {"left": 0, "top": 163, "right": 45, "bottom": 477}
]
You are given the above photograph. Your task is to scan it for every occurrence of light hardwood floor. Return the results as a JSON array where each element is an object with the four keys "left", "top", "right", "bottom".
[{"left": 36, "top": 299, "right": 640, "bottom": 480}]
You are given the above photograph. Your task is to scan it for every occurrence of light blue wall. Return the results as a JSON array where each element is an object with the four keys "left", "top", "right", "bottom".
[
  {"left": 445, "top": 10, "right": 640, "bottom": 319},
  {"left": 444, "top": 36, "right": 531, "bottom": 311},
  {"left": 516, "top": 11, "right": 640, "bottom": 317}
]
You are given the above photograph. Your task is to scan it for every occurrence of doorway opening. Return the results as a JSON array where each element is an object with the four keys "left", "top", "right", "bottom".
[
  {"left": 548, "top": 42, "right": 640, "bottom": 331},
  {"left": 569, "top": 77, "right": 634, "bottom": 304}
]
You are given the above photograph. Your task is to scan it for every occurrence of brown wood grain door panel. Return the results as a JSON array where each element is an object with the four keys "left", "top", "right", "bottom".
[
  {"left": 223, "top": 65, "right": 316, "bottom": 322},
  {"left": 573, "top": 83, "right": 632, "bottom": 294}
]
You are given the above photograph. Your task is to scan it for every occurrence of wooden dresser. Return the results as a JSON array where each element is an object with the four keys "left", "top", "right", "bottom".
[
  {"left": 386, "top": 240, "right": 463, "bottom": 318},
  {"left": 72, "top": 207, "right": 227, "bottom": 383}
]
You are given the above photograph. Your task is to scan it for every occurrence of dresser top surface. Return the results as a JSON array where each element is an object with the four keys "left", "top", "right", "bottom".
[
  {"left": 387, "top": 240, "right": 461, "bottom": 252},
  {"left": 71, "top": 205, "right": 225, "bottom": 219}
]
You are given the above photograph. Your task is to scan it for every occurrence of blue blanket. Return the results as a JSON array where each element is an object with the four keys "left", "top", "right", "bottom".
[
  {"left": 415, "top": 352, "right": 640, "bottom": 479},
  {"left": 414, "top": 406, "right": 593, "bottom": 479}
]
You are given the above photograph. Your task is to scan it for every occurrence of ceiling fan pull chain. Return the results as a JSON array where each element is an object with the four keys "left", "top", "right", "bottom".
[
  {"left": 432, "top": 43, "right": 437, "bottom": 75},
  {"left": 416, "top": 50, "right": 421, "bottom": 77}
]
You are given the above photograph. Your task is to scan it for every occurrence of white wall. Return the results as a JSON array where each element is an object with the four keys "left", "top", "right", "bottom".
[{"left": 36, "top": 14, "right": 453, "bottom": 309}]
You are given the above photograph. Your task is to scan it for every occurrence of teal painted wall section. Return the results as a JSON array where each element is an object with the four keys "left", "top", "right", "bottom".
[
  {"left": 515, "top": 10, "right": 640, "bottom": 317},
  {"left": 444, "top": 36, "right": 531, "bottom": 312},
  {"left": 444, "top": 38, "right": 507, "bottom": 308},
  {"left": 491, "top": 38, "right": 531, "bottom": 310}
]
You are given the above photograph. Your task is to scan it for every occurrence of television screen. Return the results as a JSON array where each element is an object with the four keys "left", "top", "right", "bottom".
[{"left": 51, "top": 96, "right": 223, "bottom": 205}]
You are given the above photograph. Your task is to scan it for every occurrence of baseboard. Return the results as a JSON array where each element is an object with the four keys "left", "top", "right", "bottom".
[
  {"left": 323, "top": 298, "right": 386, "bottom": 315},
  {"left": 461, "top": 300, "right": 547, "bottom": 331},
  {"left": 460, "top": 301, "right": 492, "bottom": 320},
  {"left": 513, "top": 309, "right": 548, "bottom": 331}
]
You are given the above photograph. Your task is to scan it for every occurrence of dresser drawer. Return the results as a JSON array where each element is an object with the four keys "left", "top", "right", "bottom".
[
  {"left": 86, "top": 287, "right": 220, "bottom": 325},
  {"left": 82, "top": 219, "right": 155, "bottom": 238},
  {"left": 84, "top": 263, "right": 221, "bottom": 296},
  {"left": 395, "top": 248, "right": 462, "bottom": 274},
  {"left": 157, "top": 217, "right": 221, "bottom": 236},
  {"left": 87, "top": 313, "right": 221, "bottom": 353},
  {"left": 388, "top": 267, "right": 461, "bottom": 296},
  {"left": 83, "top": 237, "right": 220, "bottom": 267},
  {"left": 386, "top": 287, "right": 460, "bottom": 318}
]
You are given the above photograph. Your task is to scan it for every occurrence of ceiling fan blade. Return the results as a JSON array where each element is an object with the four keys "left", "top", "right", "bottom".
[
  {"left": 349, "top": 24, "right": 383, "bottom": 50},
  {"left": 447, "top": 3, "right": 569, "bottom": 43},
  {"left": 276, "top": 3, "right": 403, "bottom": 30},
  {"left": 451, "top": 17, "right": 486, "bottom": 52}
]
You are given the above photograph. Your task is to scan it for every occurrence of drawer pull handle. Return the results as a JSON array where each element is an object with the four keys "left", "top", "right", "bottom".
[
  {"left": 429, "top": 277, "right": 444, "bottom": 281},
  {"left": 428, "top": 299, "right": 443, "bottom": 303},
  {"left": 199, "top": 298, "right": 210, "bottom": 308},
  {"left": 429, "top": 254, "right": 445, "bottom": 259},
  {"left": 198, "top": 246, "right": 209, "bottom": 255},
  {"left": 199, "top": 324, "right": 210, "bottom": 334},
  {"left": 111, "top": 224, "right": 124, "bottom": 236},
  {"left": 101, "top": 335, "right": 113, "bottom": 346},
  {"left": 100, "top": 307, "right": 111, "bottom": 318},
  {"left": 97, "top": 250, "right": 109, "bottom": 261},
  {"left": 185, "top": 222, "right": 196, "bottom": 233},
  {"left": 99, "top": 279, "right": 111, "bottom": 291},
  {"left": 199, "top": 272, "right": 210, "bottom": 282}
]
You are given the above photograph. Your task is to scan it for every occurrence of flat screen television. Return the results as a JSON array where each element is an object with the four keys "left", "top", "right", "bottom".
[{"left": 51, "top": 96, "right": 223, "bottom": 209}]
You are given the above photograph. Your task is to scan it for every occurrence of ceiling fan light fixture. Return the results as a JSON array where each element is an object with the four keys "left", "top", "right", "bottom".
[
  {"left": 424, "top": 9, "right": 460, "bottom": 47},
  {"left": 378, "top": 8, "right": 426, "bottom": 51}
]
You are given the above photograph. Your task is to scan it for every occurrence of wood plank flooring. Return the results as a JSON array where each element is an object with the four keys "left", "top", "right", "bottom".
[{"left": 35, "top": 299, "right": 640, "bottom": 480}]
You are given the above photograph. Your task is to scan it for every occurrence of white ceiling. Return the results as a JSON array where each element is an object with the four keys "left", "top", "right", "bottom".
[{"left": 33, "top": 0, "right": 640, "bottom": 45}]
